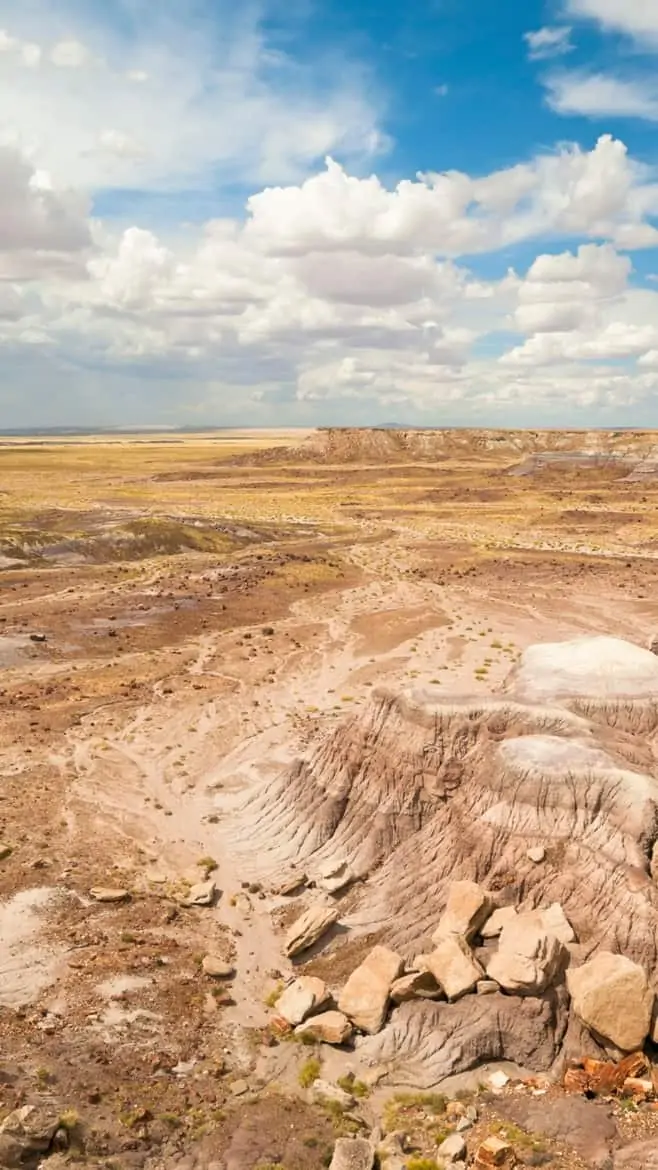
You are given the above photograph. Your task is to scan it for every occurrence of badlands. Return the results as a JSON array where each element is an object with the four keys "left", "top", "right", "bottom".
[{"left": 4, "top": 428, "right": 658, "bottom": 1169}]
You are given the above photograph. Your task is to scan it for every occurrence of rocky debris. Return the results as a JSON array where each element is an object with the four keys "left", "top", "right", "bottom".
[
  {"left": 295, "top": 1009, "right": 353, "bottom": 1044},
  {"left": 486, "top": 917, "right": 567, "bottom": 995},
  {"left": 390, "top": 969, "right": 443, "bottom": 1002},
  {"left": 276, "top": 975, "right": 330, "bottom": 1025},
  {"left": 89, "top": 886, "right": 130, "bottom": 903},
  {"left": 360, "top": 993, "right": 566, "bottom": 1086},
  {"left": 0, "top": 1104, "right": 64, "bottom": 1165},
  {"left": 0, "top": 842, "right": 12, "bottom": 861},
  {"left": 338, "top": 945, "right": 404, "bottom": 1033},
  {"left": 564, "top": 1051, "right": 653, "bottom": 1098},
  {"left": 181, "top": 879, "right": 216, "bottom": 907},
  {"left": 437, "top": 1131, "right": 467, "bottom": 1162},
  {"left": 312, "top": 1079, "right": 355, "bottom": 1108},
  {"left": 329, "top": 1137, "right": 375, "bottom": 1170},
  {"left": 432, "top": 880, "right": 495, "bottom": 944},
  {"left": 474, "top": 1136, "right": 513, "bottom": 1167},
  {"left": 614, "top": 1140, "right": 658, "bottom": 1168},
  {"left": 285, "top": 903, "right": 339, "bottom": 957},
  {"left": 567, "top": 952, "right": 654, "bottom": 1051},
  {"left": 526, "top": 845, "right": 545, "bottom": 863},
  {"left": 481, "top": 906, "right": 517, "bottom": 939},
  {"left": 494, "top": 1094, "right": 618, "bottom": 1168},
  {"left": 426, "top": 934, "right": 484, "bottom": 1000},
  {"left": 201, "top": 955, "right": 234, "bottom": 978}
]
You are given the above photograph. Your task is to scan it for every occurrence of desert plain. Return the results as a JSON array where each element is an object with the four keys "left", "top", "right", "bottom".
[{"left": 3, "top": 427, "right": 658, "bottom": 1170}]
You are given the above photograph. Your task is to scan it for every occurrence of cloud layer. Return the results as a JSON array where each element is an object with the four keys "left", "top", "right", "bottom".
[{"left": 1, "top": 0, "right": 658, "bottom": 426}]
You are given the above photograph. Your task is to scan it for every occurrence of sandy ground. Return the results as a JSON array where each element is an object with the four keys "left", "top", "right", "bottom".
[{"left": 2, "top": 429, "right": 658, "bottom": 1166}]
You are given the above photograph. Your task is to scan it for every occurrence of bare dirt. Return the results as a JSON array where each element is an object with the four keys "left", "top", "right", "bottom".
[{"left": 3, "top": 428, "right": 658, "bottom": 1169}]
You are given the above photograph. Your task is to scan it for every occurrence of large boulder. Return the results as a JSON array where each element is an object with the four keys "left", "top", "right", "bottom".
[
  {"left": 425, "top": 935, "right": 484, "bottom": 1000},
  {"left": 487, "top": 917, "right": 567, "bottom": 995},
  {"left": 432, "top": 880, "right": 495, "bottom": 944},
  {"left": 295, "top": 1010, "right": 353, "bottom": 1045},
  {"left": 276, "top": 976, "right": 330, "bottom": 1025},
  {"left": 567, "top": 952, "right": 654, "bottom": 1052},
  {"left": 285, "top": 904, "right": 339, "bottom": 957},
  {"left": 528, "top": 902, "right": 575, "bottom": 945},
  {"left": 338, "top": 945, "right": 404, "bottom": 1034}
]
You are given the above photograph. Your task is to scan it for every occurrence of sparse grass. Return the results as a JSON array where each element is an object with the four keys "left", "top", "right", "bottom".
[
  {"left": 298, "top": 1056, "right": 321, "bottom": 1088},
  {"left": 264, "top": 981, "right": 284, "bottom": 1009},
  {"left": 196, "top": 855, "right": 218, "bottom": 873}
]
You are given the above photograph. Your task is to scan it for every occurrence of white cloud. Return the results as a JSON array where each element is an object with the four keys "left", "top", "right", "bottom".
[
  {"left": 0, "top": 146, "right": 91, "bottom": 279},
  {"left": 546, "top": 72, "right": 658, "bottom": 121},
  {"left": 50, "top": 39, "right": 89, "bottom": 68},
  {"left": 565, "top": 0, "right": 658, "bottom": 44},
  {"left": 0, "top": 8, "right": 385, "bottom": 193},
  {"left": 524, "top": 26, "right": 574, "bottom": 60}
]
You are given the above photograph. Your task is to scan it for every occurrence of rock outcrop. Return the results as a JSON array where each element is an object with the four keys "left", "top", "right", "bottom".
[{"left": 567, "top": 953, "right": 654, "bottom": 1052}]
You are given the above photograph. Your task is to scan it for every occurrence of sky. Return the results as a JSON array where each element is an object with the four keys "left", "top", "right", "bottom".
[{"left": 2, "top": 0, "right": 658, "bottom": 427}]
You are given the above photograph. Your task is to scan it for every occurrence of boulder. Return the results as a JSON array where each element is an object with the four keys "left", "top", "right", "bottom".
[
  {"left": 567, "top": 952, "right": 654, "bottom": 1051},
  {"left": 487, "top": 917, "right": 567, "bottom": 995},
  {"left": 432, "top": 880, "right": 495, "bottom": 943},
  {"left": 295, "top": 1010, "right": 353, "bottom": 1045},
  {"left": 338, "top": 945, "right": 404, "bottom": 1033},
  {"left": 0, "top": 1105, "right": 62, "bottom": 1163},
  {"left": 285, "top": 904, "right": 339, "bottom": 957},
  {"left": 425, "top": 935, "right": 484, "bottom": 1000},
  {"left": 481, "top": 906, "right": 517, "bottom": 939},
  {"left": 182, "top": 879, "right": 216, "bottom": 907},
  {"left": 89, "top": 887, "right": 129, "bottom": 903},
  {"left": 438, "top": 1131, "right": 467, "bottom": 1162},
  {"left": 330, "top": 1137, "right": 375, "bottom": 1170},
  {"left": 527, "top": 846, "right": 546, "bottom": 864},
  {"left": 474, "top": 1135, "right": 513, "bottom": 1167},
  {"left": 531, "top": 902, "right": 575, "bottom": 945},
  {"left": 276, "top": 976, "right": 330, "bottom": 1025},
  {"left": 390, "top": 970, "right": 443, "bottom": 1003},
  {"left": 202, "top": 955, "right": 234, "bottom": 978}
]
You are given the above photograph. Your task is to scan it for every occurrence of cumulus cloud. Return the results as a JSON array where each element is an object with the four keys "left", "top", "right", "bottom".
[
  {"left": 524, "top": 26, "right": 574, "bottom": 60},
  {"left": 0, "top": 146, "right": 91, "bottom": 279},
  {"left": 565, "top": 0, "right": 658, "bottom": 44},
  {"left": 0, "top": 7, "right": 385, "bottom": 192},
  {"left": 546, "top": 72, "right": 658, "bottom": 121}
]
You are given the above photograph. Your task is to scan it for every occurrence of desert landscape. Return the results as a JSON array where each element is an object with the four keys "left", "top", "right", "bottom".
[{"left": 3, "top": 427, "right": 658, "bottom": 1170}]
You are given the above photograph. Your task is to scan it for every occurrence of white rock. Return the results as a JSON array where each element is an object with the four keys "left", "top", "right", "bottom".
[
  {"left": 295, "top": 1010, "right": 353, "bottom": 1045},
  {"left": 182, "top": 879, "right": 216, "bottom": 907},
  {"left": 527, "top": 846, "right": 546, "bottom": 864},
  {"left": 329, "top": 1137, "right": 375, "bottom": 1170},
  {"left": 438, "top": 1131, "right": 467, "bottom": 1162}
]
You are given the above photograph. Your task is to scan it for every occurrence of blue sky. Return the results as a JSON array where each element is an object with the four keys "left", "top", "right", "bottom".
[{"left": 1, "top": 0, "right": 658, "bottom": 426}]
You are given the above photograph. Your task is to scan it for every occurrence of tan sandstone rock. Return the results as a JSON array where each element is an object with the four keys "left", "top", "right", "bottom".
[
  {"left": 276, "top": 976, "right": 330, "bottom": 1025},
  {"left": 567, "top": 952, "right": 654, "bottom": 1051},
  {"left": 487, "top": 917, "right": 567, "bottom": 995},
  {"left": 338, "top": 945, "right": 404, "bottom": 1033},
  {"left": 481, "top": 906, "right": 518, "bottom": 939},
  {"left": 295, "top": 1010, "right": 353, "bottom": 1045},
  {"left": 426, "top": 935, "right": 484, "bottom": 1000},
  {"left": 285, "top": 904, "right": 339, "bottom": 957},
  {"left": 89, "top": 887, "right": 130, "bottom": 903},
  {"left": 202, "top": 955, "right": 234, "bottom": 978},
  {"left": 390, "top": 969, "right": 443, "bottom": 1003},
  {"left": 432, "top": 880, "right": 495, "bottom": 944}
]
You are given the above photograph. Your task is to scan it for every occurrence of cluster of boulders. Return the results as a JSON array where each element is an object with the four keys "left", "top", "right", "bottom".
[{"left": 278, "top": 881, "right": 658, "bottom": 1054}]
